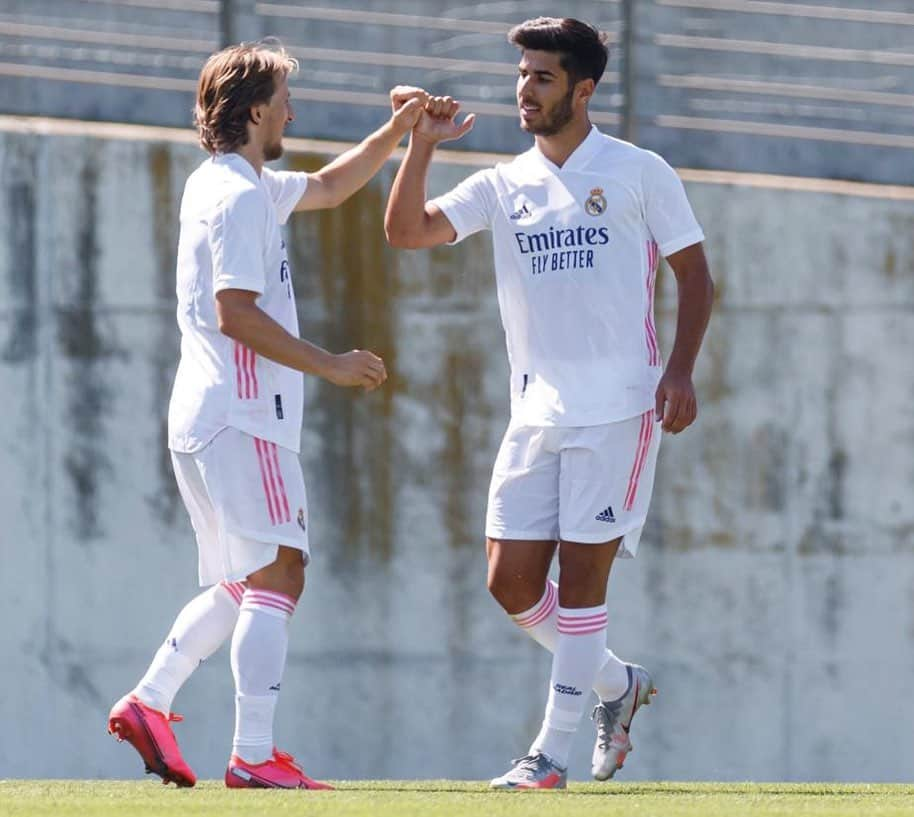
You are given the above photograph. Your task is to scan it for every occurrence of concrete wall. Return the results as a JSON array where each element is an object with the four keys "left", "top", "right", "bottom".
[{"left": 1, "top": 117, "right": 913, "bottom": 783}]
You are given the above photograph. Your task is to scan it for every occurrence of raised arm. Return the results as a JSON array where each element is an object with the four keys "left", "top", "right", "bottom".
[
  {"left": 293, "top": 87, "right": 426, "bottom": 212},
  {"left": 654, "top": 242, "right": 714, "bottom": 433},
  {"left": 216, "top": 289, "right": 387, "bottom": 391},
  {"left": 385, "top": 96, "right": 475, "bottom": 249}
]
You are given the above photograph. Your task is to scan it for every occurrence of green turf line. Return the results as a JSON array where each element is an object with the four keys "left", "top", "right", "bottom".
[{"left": 2, "top": 781, "right": 914, "bottom": 817}]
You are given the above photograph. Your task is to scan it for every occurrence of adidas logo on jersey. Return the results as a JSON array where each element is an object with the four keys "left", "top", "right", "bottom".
[
  {"left": 595, "top": 505, "right": 616, "bottom": 523},
  {"left": 509, "top": 202, "right": 533, "bottom": 220}
]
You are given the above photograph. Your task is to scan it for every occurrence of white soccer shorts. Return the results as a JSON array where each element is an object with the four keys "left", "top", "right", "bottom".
[
  {"left": 171, "top": 427, "right": 310, "bottom": 586},
  {"left": 485, "top": 410, "right": 661, "bottom": 557}
]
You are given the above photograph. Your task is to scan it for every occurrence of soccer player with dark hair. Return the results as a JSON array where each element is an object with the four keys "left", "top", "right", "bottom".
[
  {"left": 386, "top": 17, "right": 713, "bottom": 788},
  {"left": 107, "top": 40, "right": 426, "bottom": 789}
]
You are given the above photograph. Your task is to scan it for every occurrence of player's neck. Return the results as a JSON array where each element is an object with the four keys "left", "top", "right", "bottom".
[
  {"left": 534, "top": 117, "right": 593, "bottom": 168},
  {"left": 234, "top": 141, "right": 264, "bottom": 176}
]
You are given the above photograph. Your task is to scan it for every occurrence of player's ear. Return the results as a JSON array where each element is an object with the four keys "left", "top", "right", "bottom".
[
  {"left": 249, "top": 103, "right": 263, "bottom": 125},
  {"left": 577, "top": 78, "right": 595, "bottom": 105}
]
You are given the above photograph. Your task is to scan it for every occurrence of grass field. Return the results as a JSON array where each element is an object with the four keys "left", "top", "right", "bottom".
[{"left": 2, "top": 780, "right": 914, "bottom": 817}]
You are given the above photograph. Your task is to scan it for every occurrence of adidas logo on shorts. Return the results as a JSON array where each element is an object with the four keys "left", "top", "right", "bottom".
[{"left": 595, "top": 505, "right": 616, "bottom": 523}]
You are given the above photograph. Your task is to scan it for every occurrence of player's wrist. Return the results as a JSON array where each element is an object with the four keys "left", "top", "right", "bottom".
[
  {"left": 304, "top": 345, "right": 336, "bottom": 381},
  {"left": 388, "top": 114, "right": 414, "bottom": 139},
  {"left": 409, "top": 130, "right": 440, "bottom": 150}
]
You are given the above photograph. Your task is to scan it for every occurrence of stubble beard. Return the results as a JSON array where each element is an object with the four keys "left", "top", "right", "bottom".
[
  {"left": 264, "top": 140, "right": 284, "bottom": 162},
  {"left": 520, "top": 85, "right": 576, "bottom": 137}
]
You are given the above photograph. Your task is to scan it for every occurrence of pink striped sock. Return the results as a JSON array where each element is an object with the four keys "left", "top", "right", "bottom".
[
  {"left": 511, "top": 584, "right": 628, "bottom": 701},
  {"left": 511, "top": 580, "right": 559, "bottom": 649},
  {"left": 531, "top": 605, "right": 609, "bottom": 767},
  {"left": 231, "top": 588, "right": 297, "bottom": 764},
  {"left": 219, "top": 580, "right": 246, "bottom": 607}
]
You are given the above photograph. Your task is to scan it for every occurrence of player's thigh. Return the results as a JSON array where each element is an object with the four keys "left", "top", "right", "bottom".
[
  {"left": 556, "top": 538, "right": 621, "bottom": 607},
  {"left": 486, "top": 537, "right": 557, "bottom": 585},
  {"left": 485, "top": 423, "right": 560, "bottom": 542},
  {"left": 558, "top": 411, "right": 660, "bottom": 551}
]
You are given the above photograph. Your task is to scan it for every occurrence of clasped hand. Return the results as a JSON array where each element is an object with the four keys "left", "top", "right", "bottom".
[{"left": 389, "top": 85, "right": 475, "bottom": 144}]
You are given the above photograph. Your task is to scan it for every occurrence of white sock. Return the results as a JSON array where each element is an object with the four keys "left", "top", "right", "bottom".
[
  {"left": 133, "top": 581, "right": 245, "bottom": 714},
  {"left": 230, "top": 588, "right": 296, "bottom": 764},
  {"left": 530, "top": 605, "right": 609, "bottom": 768},
  {"left": 511, "top": 582, "right": 629, "bottom": 702}
]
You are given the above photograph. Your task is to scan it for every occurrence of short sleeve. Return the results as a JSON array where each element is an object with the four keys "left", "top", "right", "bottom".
[
  {"left": 642, "top": 152, "right": 705, "bottom": 257},
  {"left": 210, "top": 189, "right": 267, "bottom": 295},
  {"left": 429, "top": 168, "right": 498, "bottom": 244},
  {"left": 261, "top": 168, "right": 309, "bottom": 225}
]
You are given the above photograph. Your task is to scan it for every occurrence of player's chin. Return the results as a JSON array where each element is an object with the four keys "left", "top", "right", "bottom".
[{"left": 264, "top": 142, "right": 284, "bottom": 161}]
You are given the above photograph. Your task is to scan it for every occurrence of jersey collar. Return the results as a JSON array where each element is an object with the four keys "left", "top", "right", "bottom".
[
  {"left": 532, "top": 125, "right": 603, "bottom": 174},
  {"left": 213, "top": 151, "right": 261, "bottom": 184}
]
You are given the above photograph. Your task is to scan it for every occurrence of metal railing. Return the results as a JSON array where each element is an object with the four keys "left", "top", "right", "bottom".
[{"left": 1, "top": 0, "right": 912, "bottom": 183}]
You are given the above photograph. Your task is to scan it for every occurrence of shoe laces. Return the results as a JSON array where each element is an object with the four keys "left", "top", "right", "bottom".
[
  {"left": 273, "top": 750, "right": 303, "bottom": 774},
  {"left": 592, "top": 701, "right": 622, "bottom": 750},
  {"left": 508, "top": 752, "right": 556, "bottom": 778}
]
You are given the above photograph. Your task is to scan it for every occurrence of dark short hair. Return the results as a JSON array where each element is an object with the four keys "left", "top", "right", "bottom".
[
  {"left": 508, "top": 17, "right": 609, "bottom": 85},
  {"left": 194, "top": 40, "right": 297, "bottom": 155}
]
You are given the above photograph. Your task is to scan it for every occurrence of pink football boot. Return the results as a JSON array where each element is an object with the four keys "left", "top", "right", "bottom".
[
  {"left": 225, "top": 749, "right": 333, "bottom": 789},
  {"left": 108, "top": 694, "right": 196, "bottom": 787}
]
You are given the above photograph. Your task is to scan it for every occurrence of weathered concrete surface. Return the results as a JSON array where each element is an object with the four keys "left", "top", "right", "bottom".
[{"left": 1, "top": 119, "right": 912, "bottom": 782}]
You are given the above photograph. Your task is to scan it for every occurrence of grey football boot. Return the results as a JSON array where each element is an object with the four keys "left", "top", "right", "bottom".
[
  {"left": 591, "top": 663, "right": 656, "bottom": 780},
  {"left": 490, "top": 752, "right": 568, "bottom": 790}
]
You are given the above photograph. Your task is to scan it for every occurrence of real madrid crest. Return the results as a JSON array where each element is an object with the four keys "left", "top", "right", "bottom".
[{"left": 584, "top": 187, "right": 607, "bottom": 216}]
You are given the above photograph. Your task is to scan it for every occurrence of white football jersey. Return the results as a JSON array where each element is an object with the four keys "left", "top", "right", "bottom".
[
  {"left": 431, "top": 126, "right": 704, "bottom": 427},
  {"left": 168, "top": 153, "right": 308, "bottom": 453}
]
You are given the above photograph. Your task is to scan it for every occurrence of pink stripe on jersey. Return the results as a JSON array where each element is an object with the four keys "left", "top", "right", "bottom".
[
  {"left": 234, "top": 342, "right": 244, "bottom": 398},
  {"left": 247, "top": 346, "right": 259, "bottom": 399},
  {"left": 624, "top": 410, "right": 655, "bottom": 511},
  {"left": 234, "top": 342, "right": 259, "bottom": 399},
  {"left": 254, "top": 437, "right": 279, "bottom": 525},
  {"left": 268, "top": 442, "right": 292, "bottom": 523},
  {"left": 645, "top": 241, "right": 660, "bottom": 367},
  {"left": 219, "top": 581, "right": 245, "bottom": 606},
  {"left": 514, "top": 582, "right": 557, "bottom": 629}
]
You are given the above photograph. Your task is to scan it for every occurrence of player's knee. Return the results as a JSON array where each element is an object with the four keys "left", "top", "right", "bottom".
[
  {"left": 487, "top": 570, "right": 536, "bottom": 614},
  {"left": 487, "top": 569, "right": 512, "bottom": 608}
]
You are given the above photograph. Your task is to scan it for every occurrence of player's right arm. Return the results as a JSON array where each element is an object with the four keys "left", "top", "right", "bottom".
[
  {"left": 215, "top": 289, "right": 387, "bottom": 391},
  {"left": 385, "top": 97, "right": 475, "bottom": 249}
]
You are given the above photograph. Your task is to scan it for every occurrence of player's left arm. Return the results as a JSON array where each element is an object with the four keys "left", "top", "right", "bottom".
[
  {"left": 292, "top": 87, "right": 427, "bottom": 212},
  {"left": 655, "top": 242, "right": 714, "bottom": 434}
]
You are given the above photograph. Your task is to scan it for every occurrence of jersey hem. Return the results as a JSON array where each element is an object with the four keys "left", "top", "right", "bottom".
[
  {"left": 507, "top": 404, "right": 656, "bottom": 429},
  {"left": 433, "top": 198, "right": 470, "bottom": 245},
  {"left": 213, "top": 278, "right": 265, "bottom": 295},
  {"left": 561, "top": 515, "right": 646, "bottom": 545},
  {"left": 484, "top": 527, "right": 559, "bottom": 542},
  {"left": 659, "top": 229, "right": 705, "bottom": 258},
  {"left": 169, "top": 422, "right": 301, "bottom": 455}
]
